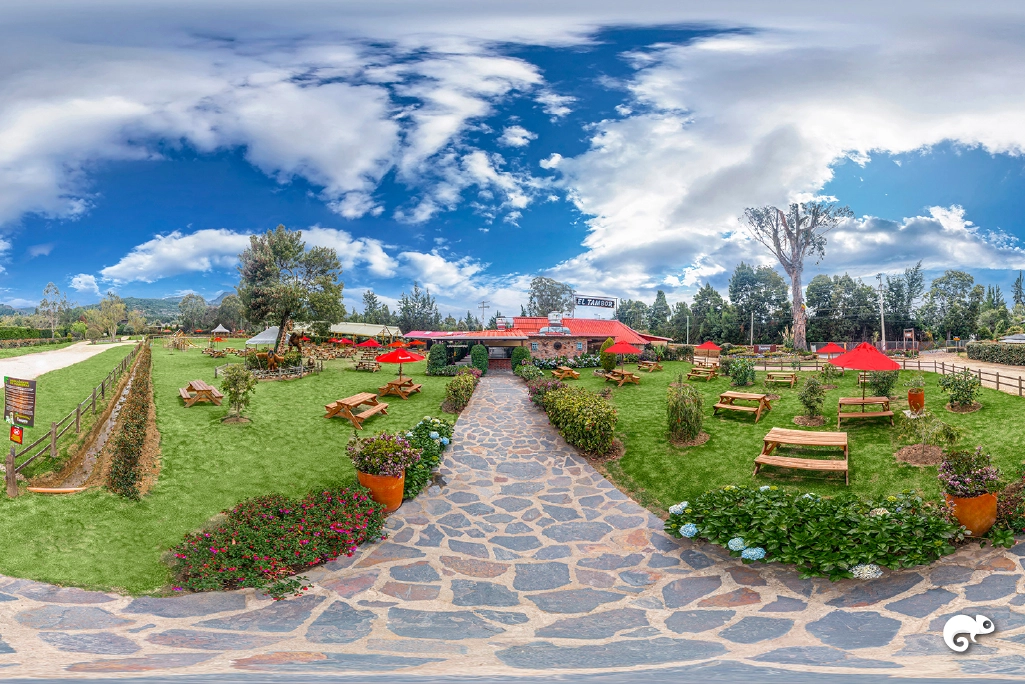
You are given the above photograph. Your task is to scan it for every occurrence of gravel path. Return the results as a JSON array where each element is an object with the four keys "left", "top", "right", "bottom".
[
  {"left": 0, "top": 373, "right": 1023, "bottom": 679},
  {"left": 0, "top": 341, "right": 135, "bottom": 380}
]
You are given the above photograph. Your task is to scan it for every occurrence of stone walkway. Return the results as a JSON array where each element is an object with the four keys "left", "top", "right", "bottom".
[{"left": 1, "top": 374, "right": 1025, "bottom": 679}]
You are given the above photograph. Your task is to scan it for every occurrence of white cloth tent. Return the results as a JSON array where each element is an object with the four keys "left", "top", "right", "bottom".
[
  {"left": 211, "top": 324, "right": 230, "bottom": 334},
  {"left": 246, "top": 327, "right": 279, "bottom": 346}
]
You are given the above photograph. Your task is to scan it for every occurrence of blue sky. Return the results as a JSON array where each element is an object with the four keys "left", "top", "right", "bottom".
[{"left": 2, "top": 2, "right": 1025, "bottom": 317}]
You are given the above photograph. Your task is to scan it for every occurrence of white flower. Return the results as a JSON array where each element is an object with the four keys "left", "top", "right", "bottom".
[
  {"left": 679, "top": 523, "right": 699, "bottom": 538},
  {"left": 727, "top": 537, "right": 746, "bottom": 551},
  {"left": 741, "top": 547, "right": 766, "bottom": 561},
  {"left": 869, "top": 508, "right": 889, "bottom": 517},
  {"left": 759, "top": 485, "right": 771, "bottom": 492},
  {"left": 851, "top": 564, "right": 883, "bottom": 580},
  {"left": 668, "top": 504, "right": 684, "bottom": 516}
]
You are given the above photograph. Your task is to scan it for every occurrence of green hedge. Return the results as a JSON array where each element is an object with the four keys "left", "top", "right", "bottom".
[
  {"left": 541, "top": 386, "right": 618, "bottom": 455},
  {"left": 445, "top": 373, "right": 478, "bottom": 411},
  {"left": 470, "top": 344, "right": 488, "bottom": 376},
  {"left": 107, "top": 345, "right": 149, "bottom": 499},
  {"left": 967, "top": 342, "right": 1025, "bottom": 366},
  {"left": 427, "top": 342, "right": 448, "bottom": 373},
  {"left": 511, "top": 346, "right": 531, "bottom": 371},
  {"left": 0, "top": 327, "right": 50, "bottom": 340}
]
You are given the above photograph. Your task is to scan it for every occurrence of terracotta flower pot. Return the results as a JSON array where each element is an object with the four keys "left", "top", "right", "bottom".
[
  {"left": 907, "top": 389, "right": 925, "bottom": 412},
  {"left": 944, "top": 492, "right": 997, "bottom": 536},
  {"left": 358, "top": 471, "right": 405, "bottom": 513}
]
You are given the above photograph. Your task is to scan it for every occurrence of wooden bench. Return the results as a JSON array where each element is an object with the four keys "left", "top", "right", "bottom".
[
  {"left": 714, "top": 391, "right": 772, "bottom": 423},
  {"left": 765, "top": 372, "right": 797, "bottom": 388},
  {"left": 754, "top": 427, "right": 849, "bottom": 485},
  {"left": 325, "top": 392, "right": 389, "bottom": 429},
  {"left": 687, "top": 367, "right": 717, "bottom": 382},
  {"left": 604, "top": 369, "right": 640, "bottom": 387},
  {"left": 552, "top": 366, "right": 580, "bottom": 380},
  {"left": 355, "top": 360, "right": 381, "bottom": 372},
  {"left": 637, "top": 360, "right": 663, "bottom": 372},
  {"left": 837, "top": 397, "right": 894, "bottom": 428}
]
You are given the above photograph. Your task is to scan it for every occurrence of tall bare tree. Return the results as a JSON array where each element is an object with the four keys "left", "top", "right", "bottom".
[
  {"left": 38, "top": 282, "right": 73, "bottom": 339},
  {"left": 743, "top": 202, "right": 853, "bottom": 350}
]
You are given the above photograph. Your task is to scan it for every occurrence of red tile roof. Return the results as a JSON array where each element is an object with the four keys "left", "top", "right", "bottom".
[
  {"left": 512, "top": 317, "right": 647, "bottom": 345},
  {"left": 405, "top": 329, "right": 528, "bottom": 340}
]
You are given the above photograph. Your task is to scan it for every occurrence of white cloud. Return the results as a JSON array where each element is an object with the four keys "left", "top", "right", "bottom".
[
  {"left": 303, "top": 227, "right": 399, "bottom": 278},
  {"left": 70, "top": 273, "right": 100, "bottom": 295},
  {"left": 539, "top": 153, "right": 562, "bottom": 169},
  {"left": 536, "top": 90, "right": 574, "bottom": 118},
  {"left": 28, "top": 243, "right": 52, "bottom": 257},
  {"left": 100, "top": 229, "right": 250, "bottom": 283},
  {"left": 499, "top": 125, "right": 537, "bottom": 147},
  {"left": 4, "top": 298, "right": 36, "bottom": 308}
]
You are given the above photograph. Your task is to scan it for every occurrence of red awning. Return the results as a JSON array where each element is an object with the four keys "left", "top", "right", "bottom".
[
  {"left": 605, "top": 341, "right": 643, "bottom": 355},
  {"left": 828, "top": 342, "right": 900, "bottom": 371},
  {"left": 695, "top": 340, "right": 721, "bottom": 350}
]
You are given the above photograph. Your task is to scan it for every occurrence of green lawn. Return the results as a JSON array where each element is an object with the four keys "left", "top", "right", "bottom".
[
  {"left": 0, "top": 341, "right": 75, "bottom": 359},
  {"left": 0, "top": 348, "right": 448, "bottom": 593},
  {"left": 583, "top": 361, "right": 1025, "bottom": 510}
]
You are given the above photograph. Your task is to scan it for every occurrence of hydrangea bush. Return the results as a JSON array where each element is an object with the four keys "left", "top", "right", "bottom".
[
  {"left": 168, "top": 487, "right": 385, "bottom": 599},
  {"left": 403, "top": 416, "right": 454, "bottom": 499},
  {"left": 514, "top": 360, "right": 544, "bottom": 381},
  {"left": 665, "top": 485, "right": 966, "bottom": 580}
]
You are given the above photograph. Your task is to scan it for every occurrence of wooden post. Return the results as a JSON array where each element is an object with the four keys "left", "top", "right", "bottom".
[
  {"left": 101, "top": 378, "right": 105, "bottom": 400},
  {"left": 75, "top": 404, "right": 81, "bottom": 433},
  {"left": 997, "top": 372, "right": 1000, "bottom": 392},
  {"left": 92, "top": 388, "right": 97, "bottom": 414},
  {"left": 1020, "top": 376, "right": 1023, "bottom": 397},
  {"left": 50, "top": 422, "right": 57, "bottom": 460},
  {"left": 5, "top": 446, "right": 16, "bottom": 498}
]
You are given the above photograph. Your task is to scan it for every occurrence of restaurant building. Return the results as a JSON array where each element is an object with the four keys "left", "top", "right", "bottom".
[{"left": 406, "top": 313, "right": 651, "bottom": 370}]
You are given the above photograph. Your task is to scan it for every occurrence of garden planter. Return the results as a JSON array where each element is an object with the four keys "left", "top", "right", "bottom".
[
  {"left": 944, "top": 492, "right": 997, "bottom": 536},
  {"left": 358, "top": 471, "right": 405, "bottom": 513},
  {"left": 907, "top": 389, "right": 925, "bottom": 412}
]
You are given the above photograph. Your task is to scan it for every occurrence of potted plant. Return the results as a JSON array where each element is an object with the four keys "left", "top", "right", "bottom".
[
  {"left": 938, "top": 447, "right": 1000, "bottom": 536},
  {"left": 905, "top": 372, "right": 926, "bottom": 413},
  {"left": 347, "top": 433, "right": 422, "bottom": 513}
]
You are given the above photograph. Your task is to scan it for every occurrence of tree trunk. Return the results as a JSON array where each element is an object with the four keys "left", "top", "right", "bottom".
[
  {"left": 790, "top": 269, "right": 808, "bottom": 351},
  {"left": 274, "top": 314, "right": 289, "bottom": 354}
]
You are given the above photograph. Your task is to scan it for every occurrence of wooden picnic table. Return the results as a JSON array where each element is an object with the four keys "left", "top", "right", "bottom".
[
  {"left": 637, "top": 360, "right": 664, "bottom": 372},
  {"left": 179, "top": 379, "right": 223, "bottom": 407},
  {"left": 324, "top": 392, "right": 389, "bottom": 429},
  {"left": 765, "top": 371, "right": 797, "bottom": 388},
  {"left": 604, "top": 368, "right": 640, "bottom": 387},
  {"left": 714, "top": 390, "right": 772, "bottom": 423},
  {"left": 754, "top": 427, "right": 849, "bottom": 485},
  {"left": 552, "top": 366, "right": 580, "bottom": 380},
  {"left": 837, "top": 396, "right": 894, "bottom": 428},
  {"left": 378, "top": 377, "right": 423, "bottom": 400},
  {"left": 354, "top": 360, "right": 381, "bottom": 372},
  {"left": 687, "top": 366, "right": 717, "bottom": 381}
]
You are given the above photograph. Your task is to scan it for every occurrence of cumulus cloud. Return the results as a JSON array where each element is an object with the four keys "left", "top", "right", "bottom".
[
  {"left": 70, "top": 273, "right": 100, "bottom": 295},
  {"left": 499, "top": 125, "right": 537, "bottom": 147},
  {"left": 100, "top": 229, "right": 250, "bottom": 283},
  {"left": 28, "top": 243, "right": 53, "bottom": 257}
]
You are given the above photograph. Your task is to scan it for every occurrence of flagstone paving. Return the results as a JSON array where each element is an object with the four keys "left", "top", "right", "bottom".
[{"left": 1, "top": 372, "right": 1024, "bottom": 679}]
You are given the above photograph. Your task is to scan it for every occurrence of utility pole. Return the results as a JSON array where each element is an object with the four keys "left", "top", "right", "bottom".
[
  {"left": 478, "top": 299, "right": 490, "bottom": 330},
  {"left": 876, "top": 274, "right": 886, "bottom": 351},
  {"left": 686, "top": 316, "right": 690, "bottom": 345},
  {"left": 750, "top": 311, "right": 754, "bottom": 346}
]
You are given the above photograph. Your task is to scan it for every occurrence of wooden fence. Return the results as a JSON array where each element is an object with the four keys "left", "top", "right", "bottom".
[
  {"left": 747, "top": 357, "right": 1025, "bottom": 396},
  {"left": 13, "top": 342, "right": 142, "bottom": 475}
]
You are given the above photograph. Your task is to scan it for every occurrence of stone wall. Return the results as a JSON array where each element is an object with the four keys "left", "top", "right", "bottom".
[{"left": 527, "top": 336, "right": 588, "bottom": 360}]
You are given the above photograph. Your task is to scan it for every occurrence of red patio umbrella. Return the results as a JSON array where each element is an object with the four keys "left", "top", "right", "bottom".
[
  {"left": 695, "top": 340, "right": 721, "bottom": 350},
  {"left": 356, "top": 339, "right": 381, "bottom": 348},
  {"left": 408, "top": 339, "right": 426, "bottom": 347},
  {"left": 387, "top": 340, "right": 407, "bottom": 348},
  {"left": 339, "top": 338, "right": 354, "bottom": 345},
  {"left": 816, "top": 342, "right": 846, "bottom": 357},
  {"left": 604, "top": 341, "right": 643, "bottom": 371},
  {"left": 300, "top": 336, "right": 311, "bottom": 342},
  {"left": 829, "top": 342, "right": 900, "bottom": 398},
  {"left": 375, "top": 348, "right": 426, "bottom": 379}
]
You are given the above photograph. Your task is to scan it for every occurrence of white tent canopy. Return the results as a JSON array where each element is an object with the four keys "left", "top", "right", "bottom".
[
  {"left": 246, "top": 327, "right": 279, "bottom": 346},
  {"left": 211, "top": 324, "right": 230, "bottom": 334}
]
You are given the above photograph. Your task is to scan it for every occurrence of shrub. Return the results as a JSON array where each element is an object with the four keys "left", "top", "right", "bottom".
[
  {"left": 107, "top": 344, "right": 150, "bottom": 499},
  {"left": 997, "top": 473, "right": 1025, "bottom": 534},
  {"left": 599, "top": 337, "right": 616, "bottom": 373},
  {"left": 430, "top": 365, "right": 461, "bottom": 376},
  {"left": 819, "top": 362, "right": 842, "bottom": 383},
  {"left": 728, "top": 358, "right": 755, "bottom": 386},
  {"left": 904, "top": 372, "right": 926, "bottom": 392},
  {"left": 427, "top": 342, "right": 447, "bottom": 374},
  {"left": 515, "top": 362, "right": 543, "bottom": 381},
  {"left": 444, "top": 373, "right": 478, "bottom": 411},
  {"left": 532, "top": 354, "right": 599, "bottom": 370},
  {"left": 939, "top": 368, "right": 982, "bottom": 408},
  {"left": 510, "top": 346, "right": 531, "bottom": 370},
  {"left": 281, "top": 349, "right": 302, "bottom": 367},
  {"left": 402, "top": 416, "right": 454, "bottom": 499},
  {"left": 456, "top": 366, "right": 482, "bottom": 380},
  {"left": 938, "top": 447, "right": 1000, "bottom": 499},
  {"left": 667, "top": 377, "right": 702, "bottom": 441},
  {"left": 665, "top": 486, "right": 965, "bottom": 580},
  {"left": 220, "top": 365, "right": 257, "bottom": 419},
  {"left": 798, "top": 377, "right": 825, "bottom": 417},
  {"left": 896, "top": 410, "right": 962, "bottom": 448},
  {"left": 244, "top": 350, "right": 266, "bottom": 370},
  {"left": 469, "top": 344, "right": 488, "bottom": 376},
  {"left": 541, "top": 386, "right": 618, "bottom": 455},
  {"left": 668, "top": 345, "right": 694, "bottom": 362},
  {"left": 868, "top": 370, "right": 899, "bottom": 398},
  {"left": 347, "top": 433, "right": 421, "bottom": 477},
  {"left": 168, "top": 487, "right": 385, "bottom": 599},
  {"left": 527, "top": 377, "right": 564, "bottom": 407}
]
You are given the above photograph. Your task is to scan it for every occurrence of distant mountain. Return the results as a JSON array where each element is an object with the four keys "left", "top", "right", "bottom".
[{"left": 75, "top": 296, "right": 182, "bottom": 321}]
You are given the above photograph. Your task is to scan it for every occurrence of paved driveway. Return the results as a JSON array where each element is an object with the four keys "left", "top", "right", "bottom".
[{"left": 0, "top": 341, "right": 135, "bottom": 380}]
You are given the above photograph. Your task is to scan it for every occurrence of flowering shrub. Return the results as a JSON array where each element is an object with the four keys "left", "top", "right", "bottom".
[
  {"left": 938, "top": 447, "right": 1000, "bottom": 498},
  {"left": 403, "top": 416, "right": 454, "bottom": 499},
  {"left": 665, "top": 485, "right": 965, "bottom": 580},
  {"left": 168, "top": 487, "right": 385, "bottom": 599},
  {"left": 456, "top": 366, "right": 482, "bottom": 380},
  {"left": 347, "top": 433, "right": 421, "bottom": 477},
  {"left": 515, "top": 361, "right": 543, "bottom": 381},
  {"left": 444, "top": 373, "right": 478, "bottom": 411},
  {"left": 531, "top": 354, "right": 600, "bottom": 370},
  {"left": 541, "top": 386, "right": 618, "bottom": 455},
  {"left": 939, "top": 368, "right": 982, "bottom": 408},
  {"left": 728, "top": 357, "right": 756, "bottom": 386},
  {"left": 667, "top": 377, "right": 702, "bottom": 441},
  {"left": 107, "top": 344, "right": 150, "bottom": 499},
  {"left": 526, "top": 378, "right": 565, "bottom": 407}
]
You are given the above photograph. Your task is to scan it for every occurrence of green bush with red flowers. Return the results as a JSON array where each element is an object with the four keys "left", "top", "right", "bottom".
[{"left": 167, "top": 486, "right": 385, "bottom": 599}]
